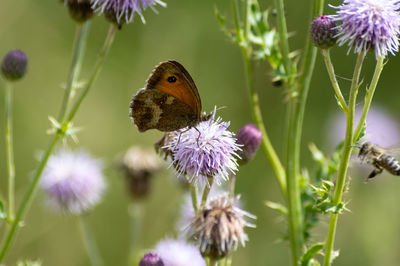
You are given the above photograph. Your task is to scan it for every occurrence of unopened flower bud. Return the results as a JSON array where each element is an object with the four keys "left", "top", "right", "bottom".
[
  {"left": 139, "top": 253, "right": 164, "bottom": 266},
  {"left": 310, "top": 15, "right": 337, "bottom": 49},
  {"left": 120, "top": 147, "right": 161, "bottom": 199},
  {"left": 62, "top": 0, "right": 94, "bottom": 23},
  {"left": 236, "top": 124, "right": 262, "bottom": 164},
  {"left": 1, "top": 50, "right": 28, "bottom": 81}
]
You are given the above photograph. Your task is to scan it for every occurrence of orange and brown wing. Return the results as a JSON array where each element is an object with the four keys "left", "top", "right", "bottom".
[
  {"left": 130, "top": 88, "right": 198, "bottom": 132},
  {"left": 145, "top": 60, "right": 202, "bottom": 119}
]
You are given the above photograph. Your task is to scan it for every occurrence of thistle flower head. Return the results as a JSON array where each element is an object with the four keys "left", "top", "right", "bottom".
[
  {"left": 120, "top": 146, "right": 161, "bottom": 198},
  {"left": 40, "top": 149, "right": 106, "bottom": 215},
  {"left": 154, "top": 238, "right": 206, "bottom": 266},
  {"left": 163, "top": 109, "right": 240, "bottom": 187},
  {"left": 236, "top": 123, "right": 262, "bottom": 164},
  {"left": 91, "top": 0, "right": 166, "bottom": 25},
  {"left": 332, "top": 0, "right": 400, "bottom": 58},
  {"left": 310, "top": 15, "right": 338, "bottom": 49},
  {"left": 139, "top": 253, "right": 164, "bottom": 266},
  {"left": 189, "top": 195, "right": 256, "bottom": 259},
  {"left": 1, "top": 50, "right": 28, "bottom": 81}
]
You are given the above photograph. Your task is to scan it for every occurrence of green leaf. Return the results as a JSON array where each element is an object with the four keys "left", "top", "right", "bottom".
[
  {"left": 300, "top": 243, "right": 324, "bottom": 266},
  {"left": 265, "top": 201, "right": 288, "bottom": 215}
]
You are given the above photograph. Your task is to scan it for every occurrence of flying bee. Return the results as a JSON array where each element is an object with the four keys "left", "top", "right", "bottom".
[{"left": 357, "top": 142, "right": 400, "bottom": 179}]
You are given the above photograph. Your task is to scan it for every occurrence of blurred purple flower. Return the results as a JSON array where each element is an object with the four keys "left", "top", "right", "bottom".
[
  {"left": 91, "top": 0, "right": 166, "bottom": 24},
  {"left": 332, "top": 0, "right": 400, "bottom": 58},
  {"left": 40, "top": 149, "right": 106, "bottom": 215},
  {"left": 139, "top": 253, "right": 164, "bottom": 266},
  {"left": 164, "top": 109, "right": 240, "bottom": 187},
  {"left": 154, "top": 238, "right": 206, "bottom": 266},
  {"left": 327, "top": 106, "right": 400, "bottom": 148}
]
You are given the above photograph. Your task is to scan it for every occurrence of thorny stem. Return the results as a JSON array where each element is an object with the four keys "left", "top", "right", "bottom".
[
  {"left": 274, "top": 0, "right": 292, "bottom": 81},
  {"left": 4, "top": 81, "right": 15, "bottom": 223},
  {"left": 79, "top": 215, "right": 104, "bottom": 266},
  {"left": 228, "top": 172, "right": 236, "bottom": 199},
  {"left": 67, "top": 24, "right": 118, "bottom": 123},
  {"left": 284, "top": 0, "right": 324, "bottom": 263},
  {"left": 201, "top": 178, "right": 214, "bottom": 208},
  {"left": 353, "top": 57, "right": 385, "bottom": 143},
  {"left": 128, "top": 202, "right": 144, "bottom": 265},
  {"left": 321, "top": 49, "right": 348, "bottom": 112},
  {"left": 232, "top": 0, "right": 286, "bottom": 196},
  {"left": 58, "top": 22, "right": 91, "bottom": 122},
  {"left": 0, "top": 22, "right": 116, "bottom": 263},
  {"left": 190, "top": 183, "right": 199, "bottom": 213},
  {"left": 323, "top": 52, "right": 366, "bottom": 266},
  {"left": 0, "top": 135, "right": 60, "bottom": 262}
]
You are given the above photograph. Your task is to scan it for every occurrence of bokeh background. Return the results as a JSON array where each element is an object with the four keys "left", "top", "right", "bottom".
[{"left": 1, "top": 0, "right": 400, "bottom": 265}]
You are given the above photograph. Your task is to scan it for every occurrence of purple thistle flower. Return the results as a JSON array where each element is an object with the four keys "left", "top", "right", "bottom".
[
  {"left": 164, "top": 109, "right": 240, "bottom": 187},
  {"left": 332, "top": 0, "right": 400, "bottom": 58},
  {"left": 40, "top": 149, "right": 106, "bottom": 215},
  {"left": 91, "top": 0, "right": 166, "bottom": 24},
  {"left": 153, "top": 238, "right": 206, "bottom": 266}
]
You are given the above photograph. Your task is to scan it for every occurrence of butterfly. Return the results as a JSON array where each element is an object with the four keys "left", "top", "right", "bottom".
[{"left": 130, "top": 60, "right": 203, "bottom": 132}]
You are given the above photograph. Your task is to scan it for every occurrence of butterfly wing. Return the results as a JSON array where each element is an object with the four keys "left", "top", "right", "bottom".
[
  {"left": 130, "top": 88, "right": 198, "bottom": 132},
  {"left": 145, "top": 60, "right": 201, "bottom": 119}
]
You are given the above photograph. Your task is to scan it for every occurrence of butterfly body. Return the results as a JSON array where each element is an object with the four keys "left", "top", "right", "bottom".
[{"left": 130, "top": 60, "right": 202, "bottom": 132}]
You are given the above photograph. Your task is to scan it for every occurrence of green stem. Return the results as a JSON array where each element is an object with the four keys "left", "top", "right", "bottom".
[
  {"left": 241, "top": 49, "right": 287, "bottom": 196},
  {"left": 79, "top": 215, "right": 104, "bottom": 266},
  {"left": 58, "top": 22, "right": 91, "bottom": 122},
  {"left": 228, "top": 172, "right": 236, "bottom": 199},
  {"left": 190, "top": 184, "right": 199, "bottom": 213},
  {"left": 284, "top": 1, "right": 324, "bottom": 264},
  {"left": 209, "top": 258, "right": 219, "bottom": 266},
  {"left": 128, "top": 201, "right": 144, "bottom": 265},
  {"left": 274, "top": 0, "right": 292, "bottom": 80},
  {"left": 5, "top": 81, "right": 15, "bottom": 223},
  {"left": 321, "top": 49, "right": 348, "bottom": 112},
  {"left": 323, "top": 52, "right": 366, "bottom": 266},
  {"left": 353, "top": 57, "right": 385, "bottom": 143},
  {"left": 0, "top": 22, "right": 116, "bottom": 263},
  {"left": 0, "top": 134, "right": 60, "bottom": 262},
  {"left": 201, "top": 178, "right": 214, "bottom": 208},
  {"left": 67, "top": 24, "right": 118, "bottom": 123}
]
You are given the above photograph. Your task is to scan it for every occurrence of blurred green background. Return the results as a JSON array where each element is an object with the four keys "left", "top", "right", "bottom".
[{"left": 2, "top": 0, "right": 400, "bottom": 265}]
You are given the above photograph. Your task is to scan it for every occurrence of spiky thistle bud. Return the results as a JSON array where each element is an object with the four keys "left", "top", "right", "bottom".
[
  {"left": 139, "top": 253, "right": 164, "bottom": 266},
  {"left": 1, "top": 50, "right": 28, "bottom": 81},
  {"left": 310, "top": 15, "right": 338, "bottom": 49},
  {"left": 62, "top": 0, "right": 94, "bottom": 23},
  {"left": 236, "top": 124, "right": 262, "bottom": 164}
]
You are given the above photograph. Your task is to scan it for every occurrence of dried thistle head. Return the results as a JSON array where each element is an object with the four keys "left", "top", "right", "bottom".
[{"left": 189, "top": 195, "right": 256, "bottom": 259}]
